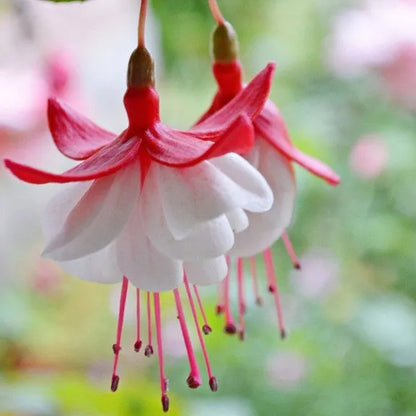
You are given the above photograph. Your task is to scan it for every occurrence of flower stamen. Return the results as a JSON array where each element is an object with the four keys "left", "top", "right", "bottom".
[
  {"left": 223, "top": 259, "right": 237, "bottom": 334},
  {"left": 282, "top": 231, "right": 301, "bottom": 270},
  {"left": 192, "top": 284, "right": 212, "bottom": 335},
  {"left": 216, "top": 281, "right": 224, "bottom": 315},
  {"left": 249, "top": 256, "right": 263, "bottom": 306},
  {"left": 236, "top": 258, "right": 245, "bottom": 341},
  {"left": 134, "top": 288, "right": 142, "bottom": 352},
  {"left": 111, "top": 276, "right": 129, "bottom": 392},
  {"left": 153, "top": 293, "right": 169, "bottom": 413},
  {"left": 144, "top": 291, "right": 154, "bottom": 357},
  {"left": 184, "top": 276, "right": 217, "bottom": 392},
  {"left": 263, "top": 249, "right": 287, "bottom": 339},
  {"left": 173, "top": 288, "right": 202, "bottom": 389}
]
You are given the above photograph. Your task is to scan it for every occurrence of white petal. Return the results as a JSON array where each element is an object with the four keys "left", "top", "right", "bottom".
[
  {"left": 43, "top": 161, "right": 140, "bottom": 261},
  {"left": 226, "top": 208, "right": 249, "bottom": 233},
  {"left": 116, "top": 202, "right": 183, "bottom": 292},
  {"left": 141, "top": 164, "right": 235, "bottom": 260},
  {"left": 58, "top": 243, "right": 122, "bottom": 284},
  {"left": 230, "top": 141, "right": 297, "bottom": 257},
  {"left": 184, "top": 256, "right": 228, "bottom": 286},
  {"left": 157, "top": 153, "right": 273, "bottom": 240},
  {"left": 210, "top": 153, "right": 273, "bottom": 213}
]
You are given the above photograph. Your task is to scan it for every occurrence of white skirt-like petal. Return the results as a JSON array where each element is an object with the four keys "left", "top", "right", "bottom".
[
  {"left": 229, "top": 141, "right": 296, "bottom": 257},
  {"left": 43, "top": 161, "right": 140, "bottom": 261},
  {"left": 116, "top": 198, "right": 183, "bottom": 292},
  {"left": 184, "top": 256, "right": 228, "bottom": 286},
  {"left": 157, "top": 153, "right": 273, "bottom": 240},
  {"left": 58, "top": 242, "right": 122, "bottom": 284},
  {"left": 141, "top": 164, "right": 235, "bottom": 260}
]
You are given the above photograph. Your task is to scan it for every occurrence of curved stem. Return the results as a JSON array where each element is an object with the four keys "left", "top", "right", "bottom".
[
  {"left": 138, "top": 0, "right": 148, "bottom": 48},
  {"left": 208, "top": 0, "right": 225, "bottom": 25}
]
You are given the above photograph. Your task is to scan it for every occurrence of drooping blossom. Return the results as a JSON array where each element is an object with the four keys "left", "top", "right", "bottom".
[
  {"left": 327, "top": 0, "right": 416, "bottom": 109},
  {"left": 4, "top": 1, "right": 276, "bottom": 411},
  {"left": 199, "top": 0, "right": 340, "bottom": 339}
]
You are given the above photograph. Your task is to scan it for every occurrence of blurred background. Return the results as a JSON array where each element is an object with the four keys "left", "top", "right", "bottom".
[{"left": 1, "top": 0, "right": 416, "bottom": 415}]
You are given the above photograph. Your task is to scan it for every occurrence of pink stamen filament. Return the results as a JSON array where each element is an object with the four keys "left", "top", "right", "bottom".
[
  {"left": 173, "top": 288, "right": 202, "bottom": 389},
  {"left": 193, "top": 284, "right": 212, "bottom": 334},
  {"left": 263, "top": 249, "right": 287, "bottom": 339},
  {"left": 282, "top": 231, "right": 301, "bottom": 270},
  {"left": 111, "top": 276, "right": 129, "bottom": 392},
  {"left": 153, "top": 293, "right": 169, "bottom": 412},
  {"left": 208, "top": 0, "right": 226, "bottom": 25},
  {"left": 145, "top": 291, "right": 154, "bottom": 357},
  {"left": 249, "top": 256, "right": 262, "bottom": 306},
  {"left": 236, "top": 258, "right": 245, "bottom": 341},
  {"left": 134, "top": 288, "right": 142, "bottom": 352},
  {"left": 223, "top": 258, "right": 236, "bottom": 334},
  {"left": 216, "top": 280, "right": 224, "bottom": 315},
  {"left": 184, "top": 276, "right": 217, "bottom": 391}
]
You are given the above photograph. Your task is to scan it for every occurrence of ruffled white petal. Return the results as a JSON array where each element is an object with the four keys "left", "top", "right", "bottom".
[
  {"left": 116, "top": 200, "right": 183, "bottom": 292},
  {"left": 184, "top": 256, "right": 228, "bottom": 286},
  {"left": 58, "top": 243, "right": 122, "bottom": 284},
  {"left": 42, "top": 161, "right": 140, "bottom": 261},
  {"left": 226, "top": 208, "right": 249, "bottom": 233},
  {"left": 210, "top": 153, "right": 273, "bottom": 213},
  {"left": 230, "top": 140, "right": 296, "bottom": 257},
  {"left": 141, "top": 164, "right": 234, "bottom": 260},
  {"left": 157, "top": 153, "right": 273, "bottom": 240}
]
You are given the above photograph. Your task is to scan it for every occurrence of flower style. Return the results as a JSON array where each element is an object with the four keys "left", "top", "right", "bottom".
[
  {"left": 200, "top": 0, "right": 340, "bottom": 339},
  {"left": 4, "top": 1, "right": 276, "bottom": 409}
]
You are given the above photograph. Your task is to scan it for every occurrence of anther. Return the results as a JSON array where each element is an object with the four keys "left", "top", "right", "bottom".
[
  {"left": 161, "top": 394, "right": 169, "bottom": 412},
  {"left": 144, "top": 344, "right": 154, "bottom": 357},
  {"left": 224, "top": 323, "right": 237, "bottom": 334},
  {"left": 202, "top": 324, "right": 212, "bottom": 335},
  {"left": 186, "top": 374, "right": 201, "bottom": 389},
  {"left": 134, "top": 340, "right": 142, "bottom": 352},
  {"left": 209, "top": 376, "right": 218, "bottom": 392},
  {"left": 282, "top": 232, "right": 301, "bottom": 270},
  {"left": 112, "top": 344, "right": 121, "bottom": 354},
  {"left": 111, "top": 375, "right": 120, "bottom": 392}
]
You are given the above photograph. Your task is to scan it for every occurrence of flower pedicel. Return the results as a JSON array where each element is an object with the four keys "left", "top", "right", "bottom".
[
  {"left": 4, "top": 0, "right": 277, "bottom": 411},
  {"left": 200, "top": 0, "right": 340, "bottom": 339}
]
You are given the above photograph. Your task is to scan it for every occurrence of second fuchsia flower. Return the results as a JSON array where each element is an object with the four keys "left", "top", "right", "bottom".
[{"left": 200, "top": 0, "right": 340, "bottom": 339}]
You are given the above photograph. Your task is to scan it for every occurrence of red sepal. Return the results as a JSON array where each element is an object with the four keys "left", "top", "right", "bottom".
[
  {"left": 48, "top": 98, "right": 116, "bottom": 160},
  {"left": 255, "top": 101, "right": 340, "bottom": 186},
  {"left": 191, "top": 63, "right": 275, "bottom": 137},
  {"left": 4, "top": 132, "right": 141, "bottom": 184},
  {"left": 144, "top": 114, "right": 254, "bottom": 167}
]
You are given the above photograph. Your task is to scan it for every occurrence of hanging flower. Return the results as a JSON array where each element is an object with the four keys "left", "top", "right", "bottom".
[
  {"left": 200, "top": 0, "right": 340, "bottom": 339},
  {"left": 4, "top": 1, "right": 276, "bottom": 411}
]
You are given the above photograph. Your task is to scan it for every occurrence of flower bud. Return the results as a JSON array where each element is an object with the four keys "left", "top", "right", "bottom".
[{"left": 212, "top": 21, "right": 239, "bottom": 63}]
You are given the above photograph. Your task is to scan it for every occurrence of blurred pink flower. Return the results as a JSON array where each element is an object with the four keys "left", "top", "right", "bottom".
[
  {"left": 327, "top": 0, "right": 416, "bottom": 108},
  {"left": 350, "top": 134, "right": 389, "bottom": 179},
  {"left": 291, "top": 249, "right": 339, "bottom": 301},
  {"left": 267, "top": 351, "right": 308, "bottom": 389}
]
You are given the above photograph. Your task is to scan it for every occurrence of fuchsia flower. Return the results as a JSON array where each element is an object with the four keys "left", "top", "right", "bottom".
[
  {"left": 4, "top": 1, "right": 276, "bottom": 411},
  {"left": 202, "top": 0, "right": 340, "bottom": 339}
]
